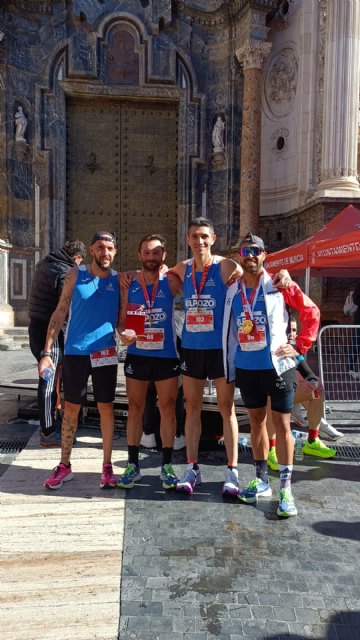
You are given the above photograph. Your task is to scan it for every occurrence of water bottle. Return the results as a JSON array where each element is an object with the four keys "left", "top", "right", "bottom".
[
  {"left": 294, "top": 433, "right": 304, "bottom": 461},
  {"left": 239, "top": 436, "right": 249, "bottom": 447},
  {"left": 41, "top": 367, "right": 53, "bottom": 383}
]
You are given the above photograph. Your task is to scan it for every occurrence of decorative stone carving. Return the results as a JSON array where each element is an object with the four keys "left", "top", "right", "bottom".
[
  {"left": 264, "top": 48, "right": 298, "bottom": 117},
  {"left": 212, "top": 116, "right": 225, "bottom": 153},
  {"left": 179, "top": 0, "right": 224, "bottom": 12},
  {"left": 236, "top": 40, "right": 272, "bottom": 70},
  {"left": 14, "top": 106, "right": 27, "bottom": 142},
  {"left": 271, "top": 0, "right": 297, "bottom": 32}
]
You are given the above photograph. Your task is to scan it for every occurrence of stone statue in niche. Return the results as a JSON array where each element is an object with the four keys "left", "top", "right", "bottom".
[
  {"left": 212, "top": 116, "right": 225, "bottom": 153},
  {"left": 14, "top": 106, "right": 28, "bottom": 142}
]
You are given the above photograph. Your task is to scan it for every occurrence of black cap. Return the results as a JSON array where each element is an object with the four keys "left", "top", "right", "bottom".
[
  {"left": 90, "top": 231, "right": 117, "bottom": 246},
  {"left": 239, "top": 232, "right": 265, "bottom": 251}
]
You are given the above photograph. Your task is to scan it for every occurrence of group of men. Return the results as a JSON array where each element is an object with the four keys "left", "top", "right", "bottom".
[{"left": 36, "top": 219, "right": 324, "bottom": 518}]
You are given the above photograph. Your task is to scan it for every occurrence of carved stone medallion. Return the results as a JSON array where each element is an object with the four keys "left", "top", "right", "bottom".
[{"left": 264, "top": 47, "right": 298, "bottom": 117}]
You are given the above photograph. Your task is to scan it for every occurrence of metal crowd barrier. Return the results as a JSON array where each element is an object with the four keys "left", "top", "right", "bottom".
[{"left": 317, "top": 324, "right": 360, "bottom": 414}]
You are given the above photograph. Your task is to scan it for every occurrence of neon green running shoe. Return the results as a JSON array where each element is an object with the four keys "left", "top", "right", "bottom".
[
  {"left": 277, "top": 488, "right": 298, "bottom": 518},
  {"left": 238, "top": 478, "right": 272, "bottom": 503},
  {"left": 117, "top": 463, "right": 142, "bottom": 489},
  {"left": 160, "top": 464, "right": 178, "bottom": 489},
  {"left": 267, "top": 447, "right": 279, "bottom": 471},
  {"left": 303, "top": 438, "right": 336, "bottom": 459}
]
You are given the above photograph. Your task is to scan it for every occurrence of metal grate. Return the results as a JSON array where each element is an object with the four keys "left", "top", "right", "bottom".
[
  {"left": 329, "top": 444, "right": 360, "bottom": 459},
  {"left": 0, "top": 440, "right": 28, "bottom": 454}
]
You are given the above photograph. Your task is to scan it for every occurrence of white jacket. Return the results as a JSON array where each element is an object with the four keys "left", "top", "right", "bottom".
[{"left": 222, "top": 270, "right": 296, "bottom": 382}]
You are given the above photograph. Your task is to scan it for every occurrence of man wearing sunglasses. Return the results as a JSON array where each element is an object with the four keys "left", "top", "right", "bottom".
[{"left": 223, "top": 233, "right": 320, "bottom": 517}]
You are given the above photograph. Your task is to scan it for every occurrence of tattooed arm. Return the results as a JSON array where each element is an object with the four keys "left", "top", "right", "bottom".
[{"left": 38, "top": 267, "right": 77, "bottom": 375}]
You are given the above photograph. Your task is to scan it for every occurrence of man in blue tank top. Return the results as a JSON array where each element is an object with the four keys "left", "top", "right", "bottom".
[
  {"left": 40, "top": 231, "right": 120, "bottom": 491},
  {"left": 170, "top": 218, "right": 243, "bottom": 495},
  {"left": 169, "top": 219, "right": 291, "bottom": 495},
  {"left": 118, "top": 234, "right": 182, "bottom": 490}
]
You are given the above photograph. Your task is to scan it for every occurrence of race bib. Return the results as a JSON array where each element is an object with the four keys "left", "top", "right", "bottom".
[
  {"left": 90, "top": 346, "right": 118, "bottom": 367},
  {"left": 125, "top": 304, "right": 146, "bottom": 335},
  {"left": 136, "top": 328, "right": 164, "bottom": 350},
  {"left": 186, "top": 309, "right": 214, "bottom": 332},
  {"left": 238, "top": 326, "right": 267, "bottom": 351}
]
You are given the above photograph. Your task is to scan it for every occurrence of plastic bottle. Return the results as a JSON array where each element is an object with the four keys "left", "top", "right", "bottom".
[
  {"left": 40, "top": 367, "right": 53, "bottom": 382},
  {"left": 294, "top": 433, "right": 304, "bottom": 461}
]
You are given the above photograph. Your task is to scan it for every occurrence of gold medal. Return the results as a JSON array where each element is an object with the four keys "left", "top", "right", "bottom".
[{"left": 242, "top": 319, "right": 254, "bottom": 334}]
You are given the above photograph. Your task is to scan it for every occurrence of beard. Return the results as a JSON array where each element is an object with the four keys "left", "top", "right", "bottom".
[
  {"left": 93, "top": 255, "right": 113, "bottom": 272},
  {"left": 141, "top": 260, "right": 162, "bottom": 272}
]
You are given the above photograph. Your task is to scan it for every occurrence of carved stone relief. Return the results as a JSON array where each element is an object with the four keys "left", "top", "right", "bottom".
[
  {"left": 236, "top": 40, "right": 272, "bottom": 71},
  {"left": 264, "top": 47, "right": 298, "bottom": 117}
]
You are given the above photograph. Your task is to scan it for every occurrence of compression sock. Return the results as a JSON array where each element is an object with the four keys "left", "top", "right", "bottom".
[
  {"left": 255, "top": 460, "right": 268, "bottom": 484},
  {"left": 128, "top": 445, "right": 140, "bottom": 466},
  {"left": 279, "top": 464, "right": 293, "bottom": 489},
  {"left": 162, "top": 447, "right": 173, "bottom": 466}
]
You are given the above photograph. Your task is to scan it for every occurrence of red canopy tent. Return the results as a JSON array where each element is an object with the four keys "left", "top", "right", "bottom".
[{"left": 265, "top": 204, "right": 360, "bottom": 290}]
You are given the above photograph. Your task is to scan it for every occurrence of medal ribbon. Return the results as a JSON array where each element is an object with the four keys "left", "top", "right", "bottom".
[
  {"left": 239, "top": 274, "right": 262, "bottom": 321},
  {"left": 138, "top": 273, "right": 159, "bottom": 327},
  {"left": 191, "top": 258, "right": 213, "bottom": 310}
]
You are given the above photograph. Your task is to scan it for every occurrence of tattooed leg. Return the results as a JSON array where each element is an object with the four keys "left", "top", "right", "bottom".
[{"left": 60, "top": 402, "right": 80, "bottom": 465}]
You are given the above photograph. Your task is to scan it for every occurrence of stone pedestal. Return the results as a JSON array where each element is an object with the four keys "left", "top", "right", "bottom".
[
  {"left": 316, "top": 0, "right": 360, "bottom": 196},
  {"left": 236, "top": 40, "right": 271, "bottom": 239},
  {"left": 0, "top": 302, "right": 14, "bottom": 328}
]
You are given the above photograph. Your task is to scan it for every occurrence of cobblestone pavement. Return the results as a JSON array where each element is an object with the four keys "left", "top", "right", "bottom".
[
  {"left": 118, "top": 443, "right": 360, "bottom": 640},
  {"left": 1, "top": 350, "right": 360, "bottom": 639}
]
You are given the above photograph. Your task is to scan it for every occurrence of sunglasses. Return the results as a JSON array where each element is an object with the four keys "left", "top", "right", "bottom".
[{"left": 239, "top": 246, "right": 263, "bottom": 257}]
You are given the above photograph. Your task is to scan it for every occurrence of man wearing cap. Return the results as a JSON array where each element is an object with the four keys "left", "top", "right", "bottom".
[
  {"left": 40, "top": 231, "right": 120, "bottom": 490},
  {"left": 223, "top": 233, "right": 320, "bottom": 517}
]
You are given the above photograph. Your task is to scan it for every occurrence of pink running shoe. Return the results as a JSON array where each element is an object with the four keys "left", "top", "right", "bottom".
[
  {"left": 100, "top": 463, "right": 117, "bottom": 489},
  {"left": 44, "top": 463, "right": 73, "bottom": 489}
]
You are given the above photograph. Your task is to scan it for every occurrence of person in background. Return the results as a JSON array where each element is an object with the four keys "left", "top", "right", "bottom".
[
  {"left": 28, "top": 240, "right": 86, "bottom": 446},
  {"left": 282, "top": 317, "right": 343, "bottom": 453}
]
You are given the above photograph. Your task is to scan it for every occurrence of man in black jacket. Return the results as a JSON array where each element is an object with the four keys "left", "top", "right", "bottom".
[{"left": 28, "top": 240, "right": 86, "bottom": 445}]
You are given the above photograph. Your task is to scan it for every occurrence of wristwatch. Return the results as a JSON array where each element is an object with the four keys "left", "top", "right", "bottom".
[{"left": 40, "top": 350, "right": 52, "bottom": 358}]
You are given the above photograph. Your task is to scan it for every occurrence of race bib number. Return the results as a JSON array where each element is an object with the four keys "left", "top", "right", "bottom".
[
  {"left": 90, "top": 346, "right": 118, "bottom": 367},
  {"left": 238, "top": 326, "right": 267, "bottom": 351},
  {"left": 186, "top": 309, "right": 214, "bottom": 332},
  {"left": 136, "top": 328, "right": 164, "bottom": 350}
]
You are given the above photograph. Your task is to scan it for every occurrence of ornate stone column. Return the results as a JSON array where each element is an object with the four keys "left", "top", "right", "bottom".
[
  {"left": 316, "top": 0, "right": 360, "bottom": 196},
  {"left": 236, "top": 40, "right": 271, "bottom": 239}
]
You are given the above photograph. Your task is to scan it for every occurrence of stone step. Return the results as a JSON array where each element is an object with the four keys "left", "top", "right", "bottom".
[
  {"left": 0, "top": 327, "right": 29, "bottom": 337},
  {"left": 0, "top": 327, "right": 29, "bottom": 350}
]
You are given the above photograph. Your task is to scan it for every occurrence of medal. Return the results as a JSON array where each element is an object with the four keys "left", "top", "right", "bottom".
[{"left": 242, "top": 319, "right": 254, "bottom": 334}]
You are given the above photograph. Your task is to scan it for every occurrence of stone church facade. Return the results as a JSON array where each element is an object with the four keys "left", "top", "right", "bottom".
[{"left": 0, "top": 0, "right": 359, "bottom": 326}]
